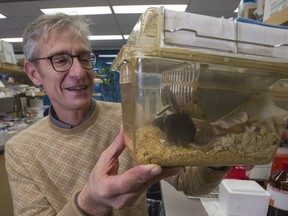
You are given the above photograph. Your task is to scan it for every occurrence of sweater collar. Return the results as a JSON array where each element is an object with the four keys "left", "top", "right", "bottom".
[{"left": 48, "top": 99, "right": 96, "bottom": 129}]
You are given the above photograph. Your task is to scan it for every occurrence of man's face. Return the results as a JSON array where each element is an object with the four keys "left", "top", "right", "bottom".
[{"left": 29, "top": 31, "right": 94, "bottom": 114}]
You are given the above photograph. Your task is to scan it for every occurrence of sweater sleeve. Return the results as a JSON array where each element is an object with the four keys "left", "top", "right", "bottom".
[
  {"left": 175, "top": 166, "right": 231, "bottom": 196},
  {"left": 58, "top": 192, "right": 86, "bottom": 216}
]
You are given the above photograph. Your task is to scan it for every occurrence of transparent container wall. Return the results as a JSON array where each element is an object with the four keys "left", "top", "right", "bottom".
[
  {"left": 119, "top": 58, "right": 287, "bottom": 166},
  {"left": 269, "top": 79, "right": 288, "bottom": 110}
]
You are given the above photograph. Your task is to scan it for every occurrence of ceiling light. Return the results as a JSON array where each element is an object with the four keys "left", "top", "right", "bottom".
[
  {"left": 98, "top": 55, "right": 117, "bottom": 58},
  {"left": 41, "top": 6, "right": 112, "bottom": 15},
  {"left": 0, "top": 14, "right": 6, "bottom": 19},
  {"left": 1, "top": 38, "right": 23, "bottom": 42},
  {"left": 113, "top": 4, "right": 187, "bottom": 14},
  {"left": 89, "top": 35, "right": 124, "bottom": 40}
]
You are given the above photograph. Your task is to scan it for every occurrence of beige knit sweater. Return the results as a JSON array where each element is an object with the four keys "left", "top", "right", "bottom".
[{"left": 5, "top": 100, "right": 229, "bottom": 216}]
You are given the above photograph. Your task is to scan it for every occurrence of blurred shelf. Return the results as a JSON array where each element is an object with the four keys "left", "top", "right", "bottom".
[
  {"left": 25, "top": 92, "right": 46, "bottom": 97},
  {"left": 93, "top": 93, "right": 102, "bottom": 97},
  {"left": 0, "top": 62, "right": 24, "bottom": 75},
  {"left": 94, "top": 78, "right": 103, "bottom": 84}
]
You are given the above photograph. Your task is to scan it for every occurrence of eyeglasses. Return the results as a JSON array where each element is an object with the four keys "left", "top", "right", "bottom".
[{"left": 31, "top": 52, "right": 97, "bottom": 72}]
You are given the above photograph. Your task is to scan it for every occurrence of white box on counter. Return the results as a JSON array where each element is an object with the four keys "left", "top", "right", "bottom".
[{"left": 219, "top": 179, "right": 270, "bottom": 216}]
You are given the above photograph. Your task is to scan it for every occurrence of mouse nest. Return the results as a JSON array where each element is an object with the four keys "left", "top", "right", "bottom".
[{"left": 134, "top": 125, "right": 280, "bottom": 166}]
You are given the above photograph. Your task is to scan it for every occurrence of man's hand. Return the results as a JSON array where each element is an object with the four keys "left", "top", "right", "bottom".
[{"left": 77, "top": 128, "right": 183, "bottom": 216}]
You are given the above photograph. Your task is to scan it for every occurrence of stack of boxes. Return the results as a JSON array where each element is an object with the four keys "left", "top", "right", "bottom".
[
  {"left": 240, "top": 0, "right": 288, "bottom": 25},
  {"left": 263, "top": 0, "right": 288, "bottom": 25}
]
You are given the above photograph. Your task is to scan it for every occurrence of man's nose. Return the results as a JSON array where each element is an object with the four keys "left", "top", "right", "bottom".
[{"left": 68, "top": 57, "right": 86, "bottom": 77}]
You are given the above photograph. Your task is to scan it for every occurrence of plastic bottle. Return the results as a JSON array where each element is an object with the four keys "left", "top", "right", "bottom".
[{"left": 266, "top": 161, "right": 288, "bottom": 216}]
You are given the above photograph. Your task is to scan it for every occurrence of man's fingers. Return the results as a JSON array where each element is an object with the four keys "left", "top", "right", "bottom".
[
  {"left": 111, "top": 165, "right": 184, "bottom": 194},
  {"left": 157, "top": 166, "right": 185, "bottom": 180},
  {"left": 101, "top": 127, "right": 125, "bottom": 161},
  {"left": 111, "top": 164, "right": 162, "bottom": 194},
  {"left": 94, "top": 128, "right": 125, "bottom": 176}
]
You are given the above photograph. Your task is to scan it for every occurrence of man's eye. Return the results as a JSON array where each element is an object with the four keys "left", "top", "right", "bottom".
[
  {"left": 52, "top": 55, "right": 69, "bottom": 64},
  {"left": 80, "top": 58, "right": 90, "bottom": 62},
  {"left": 80, "top": 54, "right": 91, "bottom": 62}
]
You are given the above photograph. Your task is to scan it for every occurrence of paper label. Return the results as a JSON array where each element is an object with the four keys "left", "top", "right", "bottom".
[{"left": 267, "top": 184, "right": 288, "bottom": 211}]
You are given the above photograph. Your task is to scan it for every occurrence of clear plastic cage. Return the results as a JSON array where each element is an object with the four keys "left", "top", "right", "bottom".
[{"left": 113, "top": 7, "right": 288, "bottom": 166}]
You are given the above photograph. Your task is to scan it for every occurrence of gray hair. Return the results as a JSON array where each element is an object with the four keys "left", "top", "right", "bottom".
[{"left": 23, "top": 13, "right": 92, "bottom": 61}]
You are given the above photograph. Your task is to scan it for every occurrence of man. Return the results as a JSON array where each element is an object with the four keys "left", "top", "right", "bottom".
[{"left": 5, "top": 13, "right": 230, "bottom": 216}]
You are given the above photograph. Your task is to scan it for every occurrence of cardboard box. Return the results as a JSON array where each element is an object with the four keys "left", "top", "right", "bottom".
[
  {"left": 263, "top": 0, "right": 288, "bottom": 24},
  {"left": 219, "top": 179, "right": 270, "bottom": 216},
  {"left": 243, "top": 8, "right": 256, "bottom": 19},
  {"left": 265, "top": 6, "right": 288, "bottom": 25}
]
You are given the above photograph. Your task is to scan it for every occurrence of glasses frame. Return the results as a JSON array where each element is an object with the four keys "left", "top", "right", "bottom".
[{"left": 31, "top": 52, "right": 97, "bottom": 72}]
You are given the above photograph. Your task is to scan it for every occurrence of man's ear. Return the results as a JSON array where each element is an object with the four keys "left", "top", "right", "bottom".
[{"left": 24, "top": 61, "right": 43, "bottom": 86}]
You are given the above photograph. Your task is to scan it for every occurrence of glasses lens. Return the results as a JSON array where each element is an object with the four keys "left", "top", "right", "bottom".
[
  {"left": 51, "top": 53, "right": 72, "bottom": 72},
  {"left": 78, "top": 52, "right": 96, "bottom": 70},
  {"left": 50, "top": 52, "right": 96, "bottom": 72}
]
